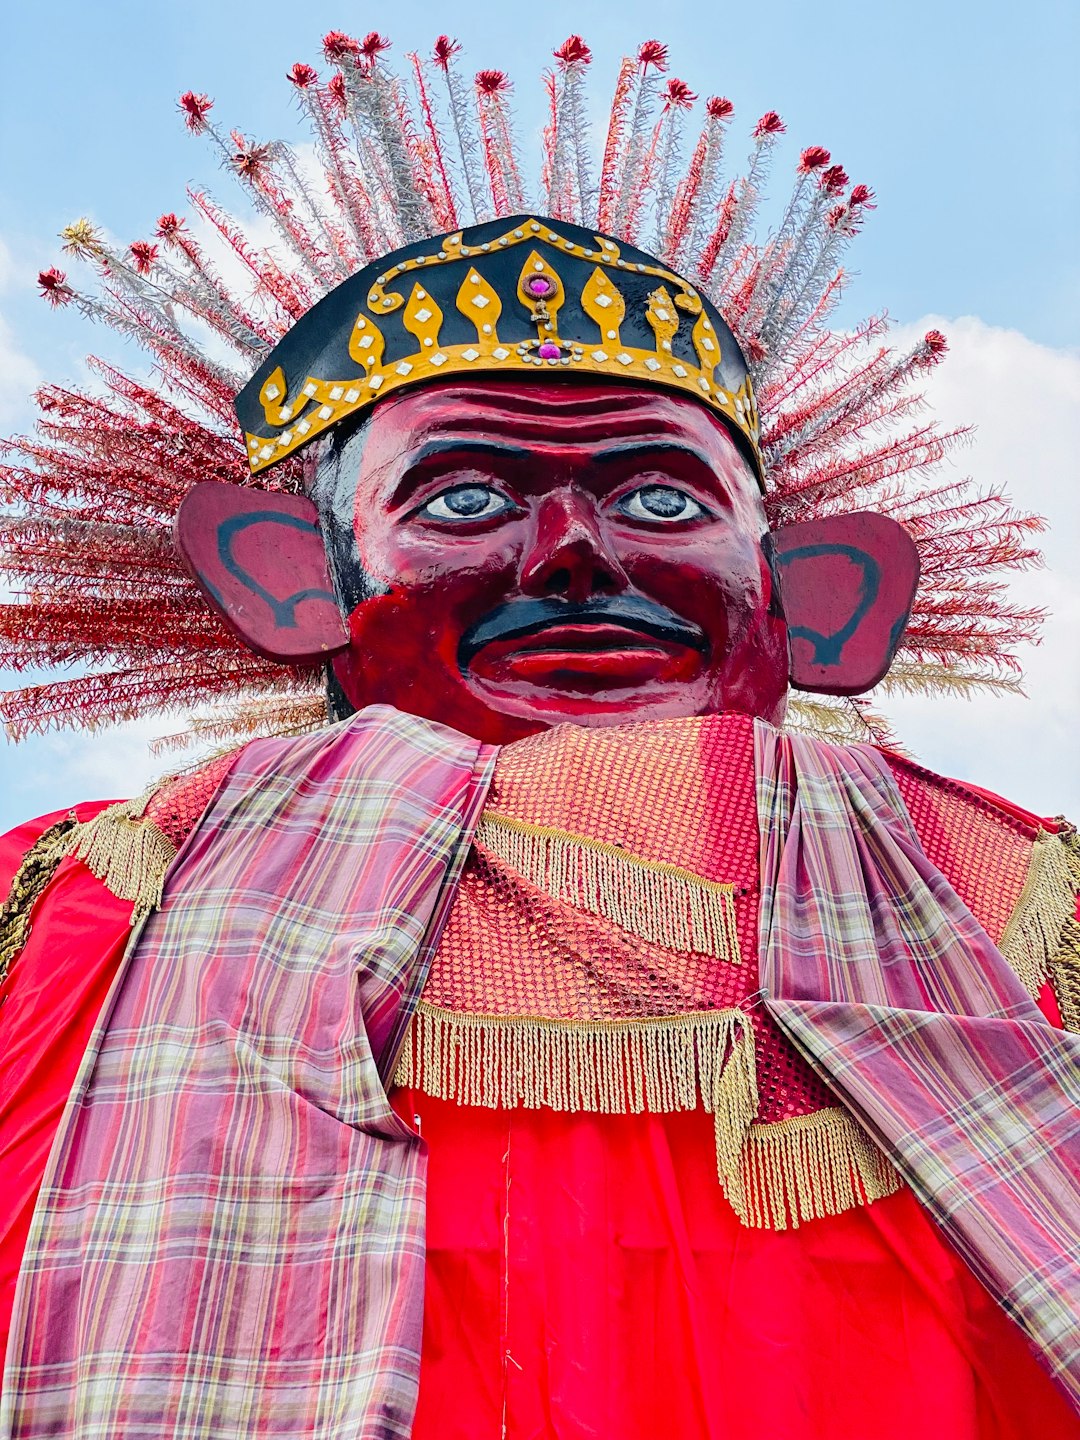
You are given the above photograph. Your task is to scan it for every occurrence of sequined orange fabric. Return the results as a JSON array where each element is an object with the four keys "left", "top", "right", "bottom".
[
  {"left": 424, "top": 714, "right": 1063, "bottom": 1128},
  {"left": 426, "top": 712, "right": 835, "bottom": 1123}
]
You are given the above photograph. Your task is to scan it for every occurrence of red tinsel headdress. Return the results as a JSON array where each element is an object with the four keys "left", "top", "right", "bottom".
[{"left": 0, "top": 35, "right": 1043, "bottom": 750}]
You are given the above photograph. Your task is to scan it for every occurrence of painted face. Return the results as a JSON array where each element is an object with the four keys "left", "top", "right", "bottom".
[{"left": 329, "top": 377, "right": 789, "bottom": 745}]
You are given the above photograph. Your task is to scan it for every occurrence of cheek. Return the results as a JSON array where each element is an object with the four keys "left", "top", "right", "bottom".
[
  {"left": 344, "top": 521, "right": 525, "bottom": 678},
  {"left": 620, "top": 529, "right": 767, "bottom": 632}
]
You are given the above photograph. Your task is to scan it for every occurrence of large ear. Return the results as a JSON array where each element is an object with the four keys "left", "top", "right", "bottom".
[
  {"left": 768, "top": 512, "right": 920, "bottom": 695},
  {"left": 174, "top": 481, "right": 350, "bottom": 663}
]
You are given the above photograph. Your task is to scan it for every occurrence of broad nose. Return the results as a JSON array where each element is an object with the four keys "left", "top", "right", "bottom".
[{"left": 519, "top": 491, "right": 630, "bottom": 602}]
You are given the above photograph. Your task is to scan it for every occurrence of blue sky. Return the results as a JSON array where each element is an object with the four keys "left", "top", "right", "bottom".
[
  {"left": 3, "top": 1, "right": 1078, "bottom": 350},
  {"left": 0, "top": 0, "right": 1078, "bottom": 829}
]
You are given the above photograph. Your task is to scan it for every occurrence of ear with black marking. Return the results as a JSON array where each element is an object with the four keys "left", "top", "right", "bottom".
[
  {"left": 768, "top": 511, "right": 920, "bottom": 695},
  {"left": 174, "top": 481, "right": 349, "bottom": 663}
]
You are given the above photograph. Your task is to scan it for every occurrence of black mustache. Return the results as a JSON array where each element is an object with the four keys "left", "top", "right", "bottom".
[{"left": 459, "top": 595, "right": 708, "bottom": 665}]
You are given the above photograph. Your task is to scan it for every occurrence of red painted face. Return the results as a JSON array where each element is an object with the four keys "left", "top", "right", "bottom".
[{"left": 329, "top": 377, "right": 789, "bottom": 745}]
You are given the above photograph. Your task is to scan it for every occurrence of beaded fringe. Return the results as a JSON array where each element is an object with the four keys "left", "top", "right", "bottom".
[
  {"left": 1000, "top": 827, "right": 1080, "bottom": 1010},
  {"left": 0, "top": 817, "right": 78, "bottom": 984},
  {"left": 68, "top": 797, "right": 177, "bottom": 926},
  {"left": 1043, "top": 829, "right": 1080, "bottom": 1033},
  {"left": 741, "top": 1108, "right": 900, "bottom": 1228},
  {"left": 476, "top": 812, "right": 742, "bottom": 963},
  {"left": 394, "top": 1002, "right": 898, "bottom": 1228},
  {"left": 0, "top": 797, "right": 176, "bottom": 979}
]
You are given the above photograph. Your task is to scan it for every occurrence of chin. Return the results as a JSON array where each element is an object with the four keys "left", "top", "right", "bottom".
[{"left": 460, "top": 669, "right": 768, "bottom": 737}]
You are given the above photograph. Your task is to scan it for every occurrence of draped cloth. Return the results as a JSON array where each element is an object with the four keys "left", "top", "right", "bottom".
[
  {"left": 1, "top": 708, "right": 1077, "bottom": 1436},
  {"left": 755, "top": 722, "right": 1080, "bottom": 1410},
  {"left": 0, "top": 707, "right": 495, "bottom": 1440}
]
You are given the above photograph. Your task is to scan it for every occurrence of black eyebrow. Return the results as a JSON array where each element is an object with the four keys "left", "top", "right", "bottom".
[
  {"left": 590, "top": 440, "right": 717, "bottom": 471},
  {"left": 410, "top": 439, "right": 534, "bottom": 466},
  {"left": 388, "top": 439, "right": 534, "bottom": 507}
]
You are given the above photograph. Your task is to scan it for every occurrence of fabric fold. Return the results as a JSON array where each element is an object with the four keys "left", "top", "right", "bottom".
[
  {"left": 1, "top": 706, "right": 496, "bottom": 1440},
  {"left": 754, "top": 720, "right": 1080, "bottom": 1411}
]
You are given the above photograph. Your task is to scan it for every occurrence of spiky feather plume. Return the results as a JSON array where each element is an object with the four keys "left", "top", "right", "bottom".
[{"left": 0, "top": 33, "right": 1045, "bottom": 750}]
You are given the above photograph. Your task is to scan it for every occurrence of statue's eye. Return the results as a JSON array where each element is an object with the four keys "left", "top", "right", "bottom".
[
  {"left": 419, "top": 484, "right": 513, "bottom": 521},
  {"left": 616, "top": 484, "right": 707, "bottom": 522}
]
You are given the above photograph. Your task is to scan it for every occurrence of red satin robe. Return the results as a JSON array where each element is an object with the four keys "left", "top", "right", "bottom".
[{"left": 0, "top": 795, "right": 1075, "bottom": 1438}]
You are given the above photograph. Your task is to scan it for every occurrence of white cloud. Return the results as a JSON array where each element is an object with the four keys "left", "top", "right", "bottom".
[
  {"left": 0, "top": 715, "right": 184, "bottom": 835},
  {"left": 881, "top": 316, "right": 1080, "bottom": 818}
]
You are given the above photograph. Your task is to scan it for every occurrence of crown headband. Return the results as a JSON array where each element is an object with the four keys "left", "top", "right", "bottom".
[{"left": 235, "top": 215, "right": 762, "bottom": 484}]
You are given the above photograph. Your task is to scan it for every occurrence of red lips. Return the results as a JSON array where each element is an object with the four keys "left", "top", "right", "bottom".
[{"left": 468, "top": 622, "right": 703, "bottom": 688}]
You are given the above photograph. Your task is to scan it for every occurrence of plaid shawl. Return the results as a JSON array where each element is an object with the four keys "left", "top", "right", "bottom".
[
  {"left": 755, "top": 722, "right": 1080, "bottom": 1412},
  {"left": 1, "top": 706, "right": 495, "bottom": 1440},
  {"left": 4, "top": 709, "right": 1078, "bottom": 1433}
]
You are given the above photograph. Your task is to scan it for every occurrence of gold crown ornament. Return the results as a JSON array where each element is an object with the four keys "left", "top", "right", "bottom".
[{"left": 235, "top": 215, "right": 763, "bottom": 486}]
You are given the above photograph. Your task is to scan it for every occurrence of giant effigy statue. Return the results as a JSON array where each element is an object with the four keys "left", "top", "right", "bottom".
[{"left": 0, "top": 32, "right": 1077, "bottom": 1440}]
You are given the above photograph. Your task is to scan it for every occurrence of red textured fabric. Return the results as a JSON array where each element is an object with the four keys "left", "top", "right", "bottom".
[
  {"left": 395, "top": 1091, "right": 1078, "bottom": 1439},
  {"left": 0, "top": 744, "right": 1074, "bottom": 1429},
  {"left": 0, "top": 804, "right": 134, "bottom": 1368}
]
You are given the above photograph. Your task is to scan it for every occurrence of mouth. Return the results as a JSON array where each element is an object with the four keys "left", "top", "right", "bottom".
[{"left": 461, "top": 599, "right": 708, "bottom": 693}]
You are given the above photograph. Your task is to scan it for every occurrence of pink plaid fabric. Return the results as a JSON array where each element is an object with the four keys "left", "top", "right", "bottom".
[
  {"left": 1, "top": 706, "right": 495, "bottom": 1439},
  {"left": 755, "top": 722, "right": 1080, "bottom": 1413}
]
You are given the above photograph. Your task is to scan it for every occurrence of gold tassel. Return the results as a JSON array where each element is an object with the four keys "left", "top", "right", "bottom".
[
  {"left": 395, "top": 1003, "right": 897, "bottom": 1229},
  {"left": 0, "top": 817, "right": 78, "bottom": 983},
  {"left": 68, "top": 797, "right": 178, "bottom": 926},
  {"left": 476, "top": 811, "right": 741, "bottom": 963},
  {"left": 395, "top": 1002, "right": 753, "bottom": 1116},
  {"left": 738, "top": 1109, "right": 900, "bottom": 1230},
  {"left": 1000, "top": 828, "right": 1080, "bottom": 999},
  {"left": 1049, "top": 917, "right": 1080, "bottom": 1033}
]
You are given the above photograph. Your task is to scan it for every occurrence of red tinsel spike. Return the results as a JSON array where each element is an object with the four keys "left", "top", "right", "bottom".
[
  {"left": 178, "top": 91, "right": 213, "bottom": 133},
  {"left": 323, "top": 30, "right": 361, "bottom": 63},
  {"left": 753, "top": 110, "right": 785, "bottom": 138},
  {"left": 359, "top": 31, "right": 391, "bottom": 64},
  {"left": 475, "top": 69, "right": 511, "bottom": 95},
  {"left": 432, "top": 35, "right": 462, "bottom": 71},
  {"left": 597, "top": 53, "right": 636, "bottom": 230},
  {"left": 187, "top": 189, "right": 310, "bottom": 322},
  {"left": 819, "top": 164, "right": 849, "bottom": 195},
  {"left": 326, "top": 73, "right": 347, "bottom": 111},
  {"left": 407, "top": 50, "right": 457, "bottom": 227},
  {"left": 798, "top": 145, "right": 831, "bottom": 172},
  {"left": 662, "top": 78, "right": 697, "bottom": 110},
  {"left": 706, "top": 96, "right": 734, "bottom": 119},
  {"left": 554, "top": 35, "right": 592, "bottom": 67},
  {"left": 128, "top": 241, "right": 158, "bottom": 275},
  {"left": 38, "top": 267, "right": 72, "bottom": 306},
  {"left": 637, "top": 40, "right": 669, "bottom": 72},
  {"left": 288, "top": 62, "right": 318, "bottom": 89},
  {"left": 849, "top": 182, "right": 877, "bottom": 210},
  {"left": 155, "top": 212, "right": 184, "bottom": 240},
  {"left": 695, "top": 180, "right": 738, "bottom": 283}
]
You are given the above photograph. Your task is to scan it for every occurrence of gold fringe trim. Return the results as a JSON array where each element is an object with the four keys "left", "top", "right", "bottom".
[
  {"left": 1000, "top": 827, "right": 1080, "bottom": 1002},
  {"left": 0, "top": 796, "right": 179, "bottom": 978},
  {"left": 395, "top": 1002, "right": 758, "bottom": 1212},
  {"left": 476, "top": 811, "right": 742, "bottom": 963},
  {"left": 394, "top": 1003, "right": 896, "bottom": 1228},
  {"left": 0, "top": 817, "right": 79, "bottom": 983},
  {"left": 67, "top": 796, "right": 178, "bottom": 926},
  {"left": 741, "top": 1108, "right": 901, "bottom": 1230},
  {"left": 1044, "top": 828, "right": 1080, "bottom": 1033},
  {"left": 1049, "top": 917, "right": 1080, "bottom": 1034}
]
